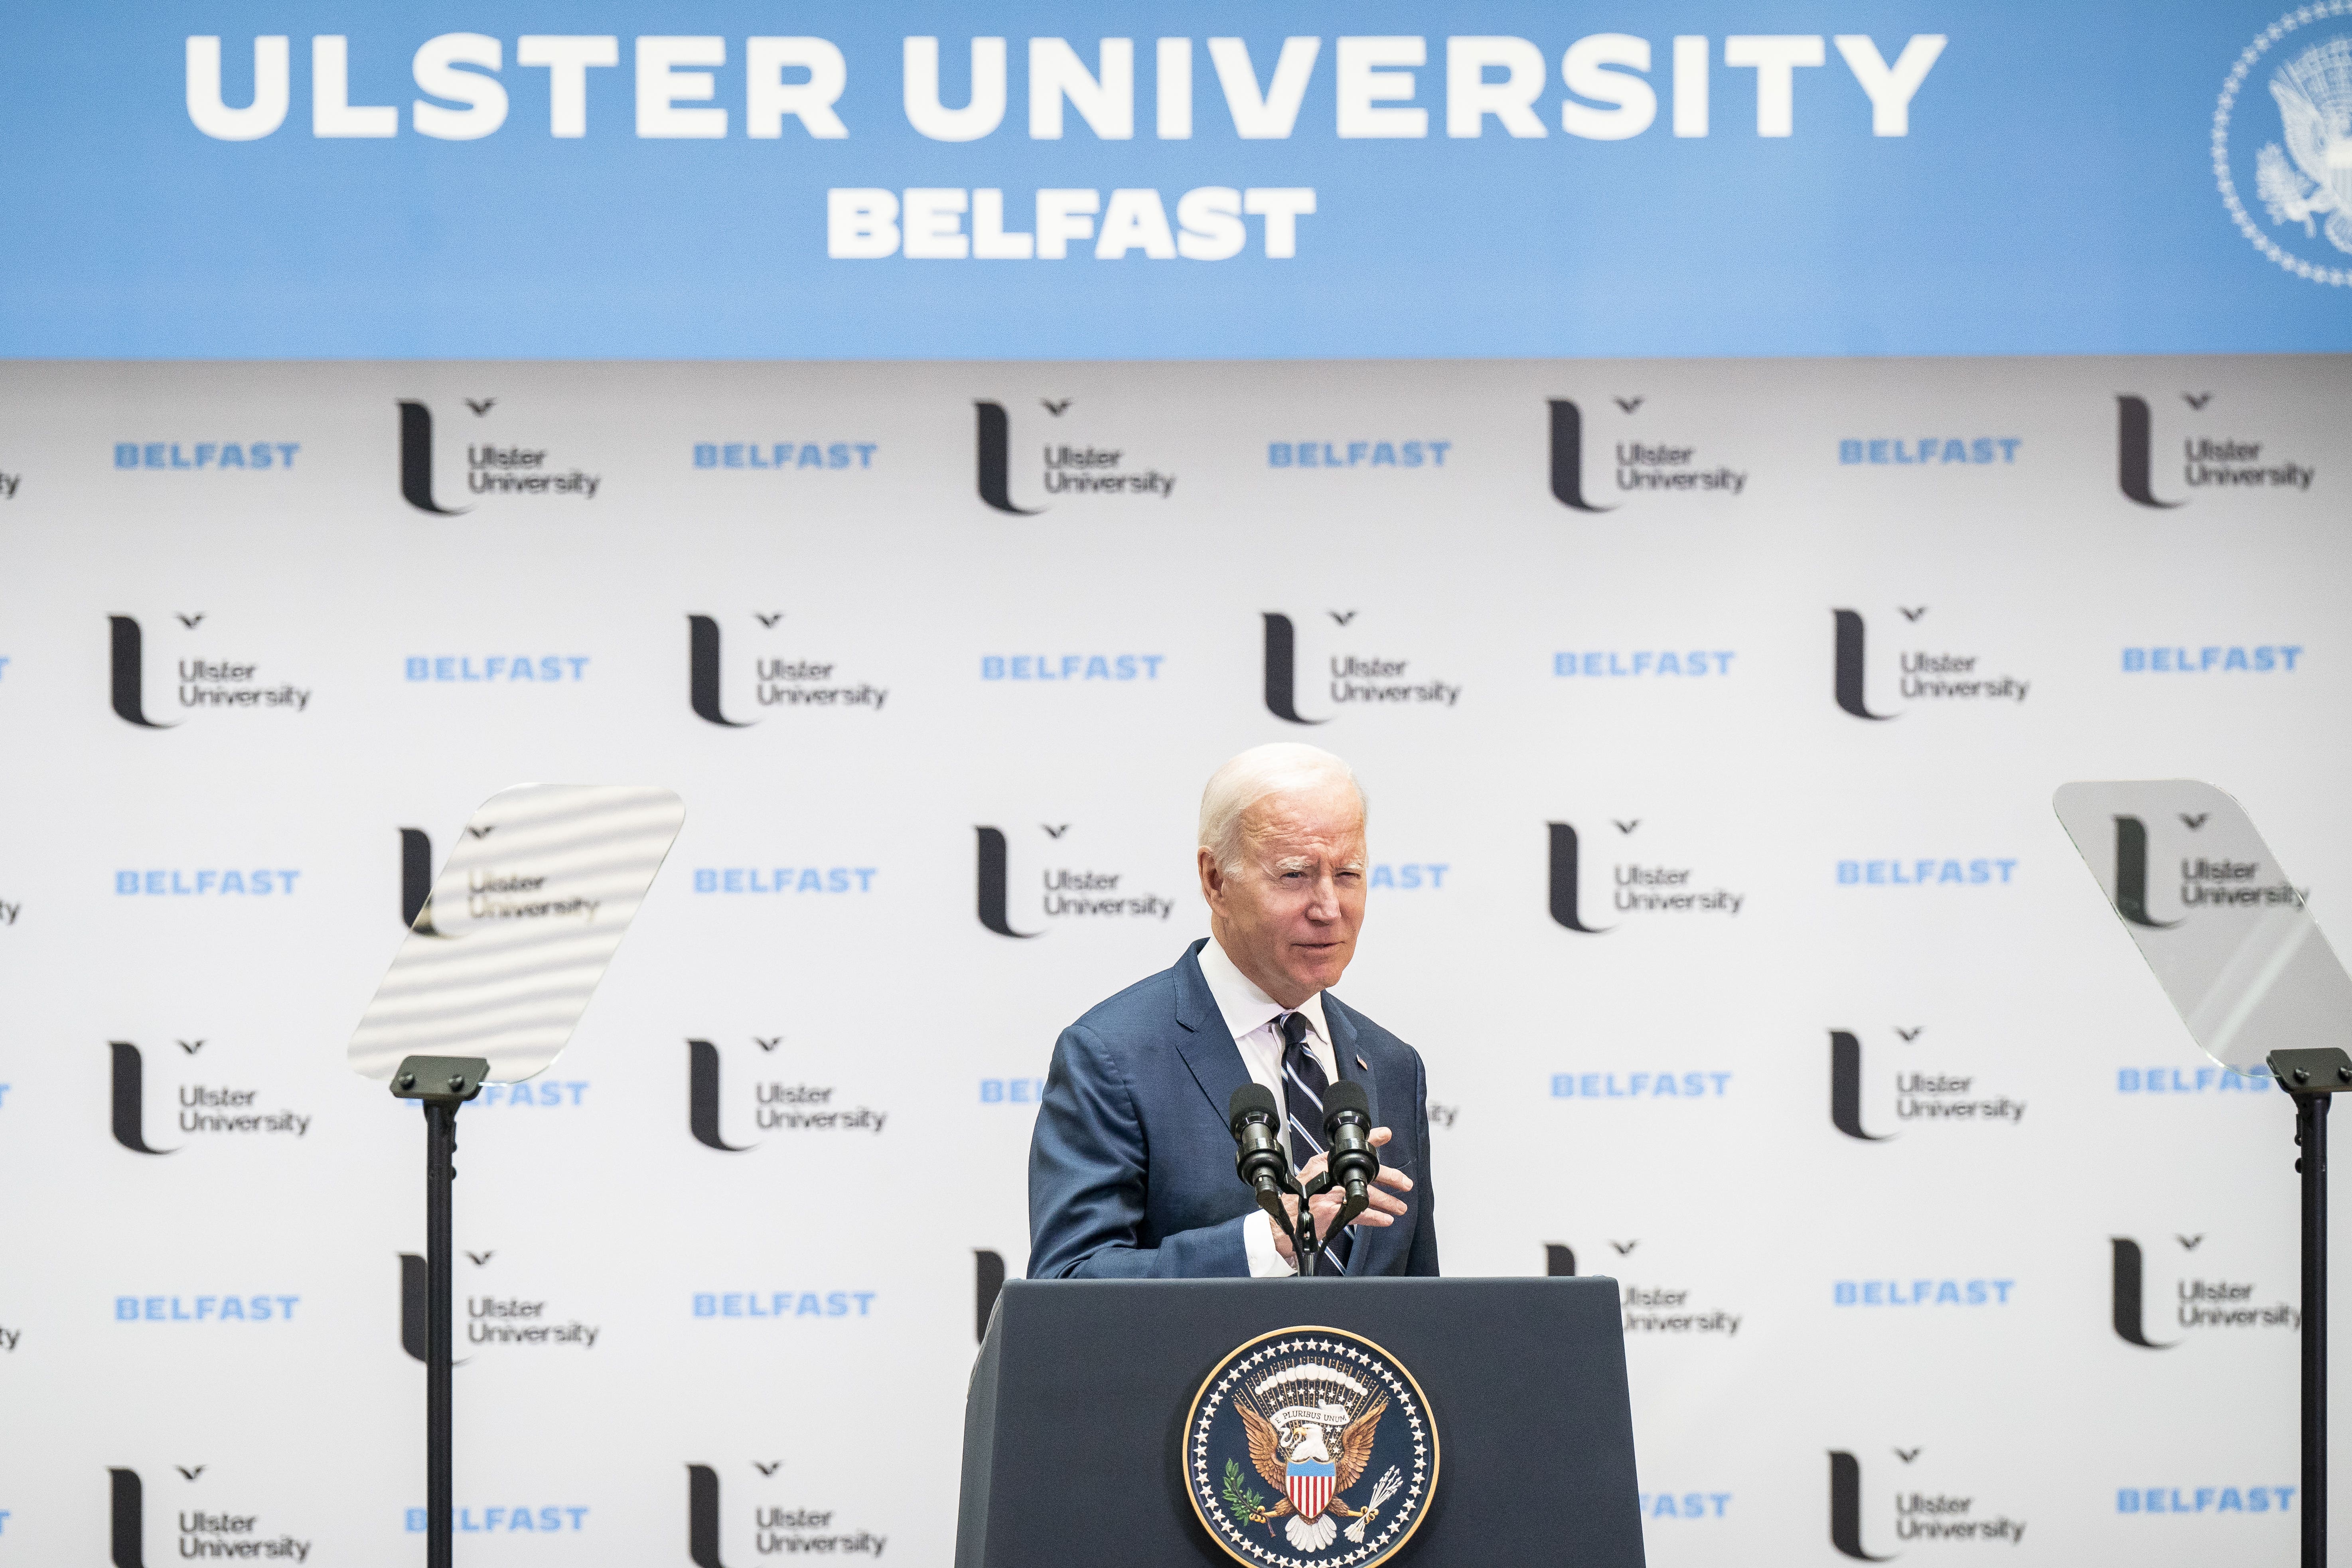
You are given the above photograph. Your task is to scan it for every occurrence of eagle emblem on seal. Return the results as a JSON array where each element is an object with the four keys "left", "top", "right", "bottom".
[
  {"left": 1241, "top": 1383, "right": 1387, "bottom": 1551},
  {"left": 1186, "top": 1328, "right": 1436, "bottom": 1566}
]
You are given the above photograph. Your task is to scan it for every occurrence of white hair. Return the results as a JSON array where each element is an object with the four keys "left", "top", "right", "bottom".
[{"left": 1198, "top": 744, "right": 1367, "bottom": 873}]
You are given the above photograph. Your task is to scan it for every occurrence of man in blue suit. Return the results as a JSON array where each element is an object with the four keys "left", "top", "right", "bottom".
[{"left": 1029, "top": 743, "right": 1436, "bottom": 1279}]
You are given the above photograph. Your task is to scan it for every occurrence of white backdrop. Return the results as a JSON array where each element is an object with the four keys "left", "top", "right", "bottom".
[{"left": 0, "top": 353, "right": 2346, "bottom": 1564}]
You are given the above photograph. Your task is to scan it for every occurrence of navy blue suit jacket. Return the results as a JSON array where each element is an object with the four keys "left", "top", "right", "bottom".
[{"left": 1027, "top": 939, "right": 1439, "bottom": 1279}]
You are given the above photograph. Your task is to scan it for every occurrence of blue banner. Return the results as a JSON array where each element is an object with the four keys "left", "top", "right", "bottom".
[{"left": 2, "top": 0, "right": 2348, "bottom": 357}]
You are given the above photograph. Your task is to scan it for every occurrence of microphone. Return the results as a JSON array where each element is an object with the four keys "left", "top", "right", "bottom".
[
  {"left": 1228, "top": 1083, "right": 1290, "bottom": 1200},
  {"left": 1322, "top": 1080, "right": 1380, "bottom": 1223}
]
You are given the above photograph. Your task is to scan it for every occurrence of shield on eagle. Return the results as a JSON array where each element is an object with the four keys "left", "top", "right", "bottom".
[{"left": 1285, "top": 1458, "right": 1336, "bottom": 1521}]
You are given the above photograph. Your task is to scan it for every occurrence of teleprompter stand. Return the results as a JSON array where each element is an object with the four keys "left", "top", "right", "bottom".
[
  {"left": 2271, "top": 1045, "right": 2352, "bottom": 1568},
  {"left": 2055, "top": 782, "right": 2352, "bottom": 1568},
  {"left": 347, "top": 783, "right": 685, "bottom": 1568},
  {"left": 390, "top": 1054, "right": 488, "bottom": 1568}
]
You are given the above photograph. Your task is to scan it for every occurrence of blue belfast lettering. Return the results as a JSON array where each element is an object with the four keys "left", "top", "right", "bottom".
[
  {"left": 694, "top": 442, "right": 876, "bottom": 469},
  {"left": 1834, "top": 1278, "right": 2017, "bottom": 1305},
  {"left": 982, "top": 655, "right": 1164, "bottom": 680},
  {"left": 1837, "top": 858, "right": 2017, "bottom": 885},
  {"left": 1269, "top": 440, "right": 1450, "bottom": 468},
  {"left": 1839, "top": 437, "right": 2020, "bottom": 465},
  {"left": 114, "top": 442, "right": 298, "bottom": 470},
  {"left": 1369, "top": 863, "right": 1448, "bottom": 889},
  {"left": 693, "top": 867, "right": 877, "bottom": 893},
  {"left": 2120, "top": 1066, "right": 2274, "bottom": 1093},
  {"left": 692, "top": 1291, "right": 878, "bottom": 1318},
  {"left": 1638, "top": 1493, "right": 1731, "bottom": 1520},
  {"left": 115, "top": 869, "right": 300, "bottom": 895},
  {"left": 2118, "top": 1487, "right": 2295, "bottom": 1514},
  {"left": 115, "top": 1295, "right": 298, "bottom": 1321},
  {"left": 406, "top": 656, "right": 590, "bottom": 682},
  {"left": 2122, "top": 645, "right": 2303, "bottom": 673},
  {"left": 1554, "top": 651, "right": 1734, "bottom": 677},
  {"left": 407, "top": 1507, "right": 588, "bottom": 1533},
  {"left": 1551, "top": 1072, "right": 1730, "bottom": 1098},
  {"left": 981, "top": 1078, "right": 1046, "bottom": 1103},
  {"left": 476, "top": 1081, "right": 589, "bottom": 1107}
]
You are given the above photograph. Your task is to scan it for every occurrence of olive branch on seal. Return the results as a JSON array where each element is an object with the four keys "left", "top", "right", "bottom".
[{"left": 1221, "top": 1458, "right": 1270, "bottom": 1524}]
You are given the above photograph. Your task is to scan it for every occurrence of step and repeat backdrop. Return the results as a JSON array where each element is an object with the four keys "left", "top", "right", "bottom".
[{"left": 0, "top": 353, "right": 2346, "bottom": 1563}]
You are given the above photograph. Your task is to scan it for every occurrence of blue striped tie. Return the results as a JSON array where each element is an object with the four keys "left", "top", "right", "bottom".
[{"left": 1280, "top": 1010, "right": 1352, "bottom": 1275}]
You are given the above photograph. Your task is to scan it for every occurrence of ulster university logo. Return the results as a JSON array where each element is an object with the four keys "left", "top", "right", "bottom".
[
  {"left": 110, "top": 1465, "right": 315, "bottom": 1566},
  {"left": 397, "top": 395, "right": 602, "bottom": 512},
  {"left": 1548, "top": 396, "right": 1747, "bottom": 511},
  {"left": 2112, "top": 1233, "right": 2297, "bottom": 1347},
  {"left": 688, "top": 1036, "right": 890, "bottom": 1151},
  {"left": 1186, "top": 1327, "right": 1434, "bottom": 1566},
  {"left": 1262, "top": 612, "right": 1462, "bottom": 723},
  {"left": 1829, "top": 1028, "right": 2026, "bottom": 1142},
  {"left": 2216, "top": 6, "right": 2352, "bottom": 287},
  {"left": 1832, "top": 607, "right": 2029, "bottom": 718},
  {"left": 109, "top": 1039, "right": 312, "bottom": 1154},
  {"left": 1828, "top": 1449, "right": 2029, "bottom": 1556},
  {"left": 687, "top": 613, "right": 888, "bottom": 726},
  {"left": 975, "top": 823, "right": 1178, "bottom": 937},
  {"left": 975, "top": 397, "right": 1177, "bottom": 515},
  {"left": 2101, "top": 810, "right": 2306, "bottom": 930},
  {"left": 1547, "top": 819, "right": 1745, "bottom": 933},
  {"left": 109, "top": 613, "right": 313, "bottom": 725},
  {"left": 2116, "top": 392, "right": 2316, "bottom": 507},
  {"left": 398, "top": 397, "right": 602, "bottom": 513}
]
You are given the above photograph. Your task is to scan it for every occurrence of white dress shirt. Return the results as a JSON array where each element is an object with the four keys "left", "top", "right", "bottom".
[{"left": 1196, "top": 936, "right": 1339, "bottom": 1278}]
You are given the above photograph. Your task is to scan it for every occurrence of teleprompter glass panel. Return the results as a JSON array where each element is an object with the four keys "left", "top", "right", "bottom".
[
  {"left": 349, "top": 783, "right": 685, "bottom": 1083},
  {"left": 2054, "top": 780, "right": 2352, "bottom": 1071}
]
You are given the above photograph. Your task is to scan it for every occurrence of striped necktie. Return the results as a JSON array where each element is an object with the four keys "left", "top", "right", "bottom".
[{"left": 1279, "top": 1009, "right": 1352, "bottom": 1275}]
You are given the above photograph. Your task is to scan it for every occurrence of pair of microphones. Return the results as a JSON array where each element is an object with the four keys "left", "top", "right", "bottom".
[{"left": 1228, "top": 1079, "right": 1379, "bottom": 1276}]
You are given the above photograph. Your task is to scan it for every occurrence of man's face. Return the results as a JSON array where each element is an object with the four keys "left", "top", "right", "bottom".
[{"left": 1199, "top": 781, "right": 1367, "bottom": 1007}]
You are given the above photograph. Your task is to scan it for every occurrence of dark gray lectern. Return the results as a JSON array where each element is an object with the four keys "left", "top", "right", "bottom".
[{"left": 956, "top": 1277, "right": 1645, "bottom": 1568}]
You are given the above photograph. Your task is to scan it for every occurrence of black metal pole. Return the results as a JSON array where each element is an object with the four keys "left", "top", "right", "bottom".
[
  {"left": 426, "top": 1099, "right": 458, "bottom": 1568},
  {"left": 2303, "top": 1091, "right": 2328, "bottom": 1568},
  {"left": 389, "top": 1055, "right": 486, "bottom": 1568}
]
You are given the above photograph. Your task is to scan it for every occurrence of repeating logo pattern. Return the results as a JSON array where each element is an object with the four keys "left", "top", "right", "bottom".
[{"left": 0, "top": 354, "right": 2339, "bottom": 1559}]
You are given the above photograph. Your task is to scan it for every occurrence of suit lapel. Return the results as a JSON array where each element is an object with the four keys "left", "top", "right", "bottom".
[
  {"left": 1320, "top": 993, "right": 1379, "bottom": 1130},
  {"left": 1170, "top": 941, "right": 1252, "bottom": 1122}
]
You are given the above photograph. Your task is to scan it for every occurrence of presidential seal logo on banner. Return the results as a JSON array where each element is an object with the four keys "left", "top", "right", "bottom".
[
  {"left": 2215, "top": 0, "right": 2352, "bottom": 286},
  {"left": 1185, "top": 1327, "right": 1436, "bottom": 1566}
]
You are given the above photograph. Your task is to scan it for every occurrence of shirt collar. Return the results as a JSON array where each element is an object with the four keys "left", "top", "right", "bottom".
[{"left": 1197, "top": 936, "right": 1327, "bottom": 1047}]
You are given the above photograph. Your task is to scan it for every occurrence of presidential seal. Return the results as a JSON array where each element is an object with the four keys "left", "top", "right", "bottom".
[
  {"left": 2214, "top": 2, "right": 2352, "bottom": 286},
  {"left": 1184, "top": 1327, "right": 1436, "bottom": 1567}
]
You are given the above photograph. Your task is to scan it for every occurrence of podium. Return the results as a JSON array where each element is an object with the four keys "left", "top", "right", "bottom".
[{"left": 956, "top": 1277, "right": 1646, "bottom": 1568}]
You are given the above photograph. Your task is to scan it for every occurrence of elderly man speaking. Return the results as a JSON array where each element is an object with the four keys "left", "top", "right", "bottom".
[{"left": 1028, "top": 743, "right": 1435, "bottom": 1279}]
